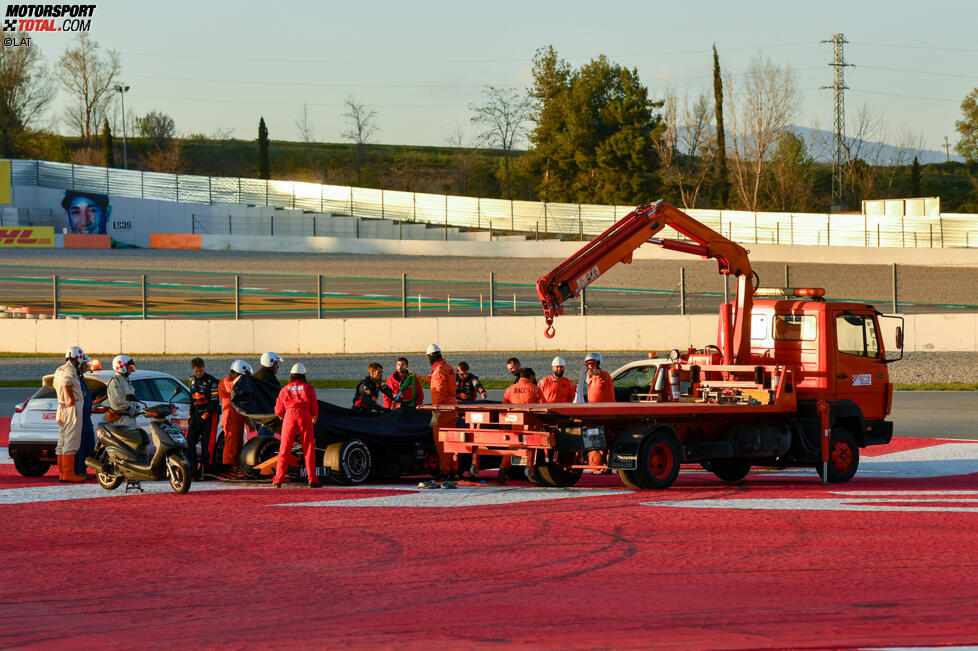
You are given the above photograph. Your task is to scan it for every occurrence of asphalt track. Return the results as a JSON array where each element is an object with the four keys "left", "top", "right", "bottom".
[{"left": 2, "top": 415, "right": 978, "bottom": 648}]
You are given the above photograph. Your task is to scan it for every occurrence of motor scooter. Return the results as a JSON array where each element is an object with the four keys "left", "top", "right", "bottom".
[{"left": 86, "top": 390, "right": 193, "bottom": 494}]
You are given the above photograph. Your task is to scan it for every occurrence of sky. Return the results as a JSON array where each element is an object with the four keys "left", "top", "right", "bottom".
[{"left": 17, "top": 0, "right": 978, "bottom": 157}]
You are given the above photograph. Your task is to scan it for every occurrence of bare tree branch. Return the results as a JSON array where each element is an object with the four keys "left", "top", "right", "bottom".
[
  {"left": 295, "top": 101, "right": 315, "bottom": 143},
  {"left": 470, "top": 85, "right": 532, "bottom": 200},
  {"left": 0, "top": 33, "right": 55, "bottom": 157},
  {"left": 55, "top": 33, "right": 120, "bottom": 142}
]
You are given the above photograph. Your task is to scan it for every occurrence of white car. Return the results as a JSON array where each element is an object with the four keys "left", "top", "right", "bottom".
[
  {"left": 609, "top": 356, "right": 674, "bottom": 402},
  {"left": 9, "top": 369, "right": 192, "bottom": 477}
]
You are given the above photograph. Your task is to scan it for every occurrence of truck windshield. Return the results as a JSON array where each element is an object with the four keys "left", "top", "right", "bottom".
[{"left": 836, "top": 314, "right": 880, "bottom": 359}]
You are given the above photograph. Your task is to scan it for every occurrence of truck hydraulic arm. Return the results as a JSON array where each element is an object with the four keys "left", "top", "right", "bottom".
[{"left": 536, "top": 200, "right": 754, "bottom": 363}]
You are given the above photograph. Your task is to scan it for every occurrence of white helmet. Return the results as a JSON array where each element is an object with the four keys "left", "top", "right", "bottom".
[
  {"left": 112, "top": 354, "right": 134, "bottom": 374},
  {"left": 260, "top": 352, "right": 283, "bottom": 368},
  {"left": 290, "top": 363, "right": 307, "bottom": 375},
  {"left": 66, "top": 346, "right": 86, "bottom": 363},
  {"left": 425, "top": 343, "right": 441, "bottom": 355},
  {"left": 230, "top": 359, "right": 252, "bottom": 375},
  {"left": 551, "top": 356, "right": 566, "bottom": 367},
  {"left": 584, "top": 352, "right": 602, "bottom": 364}
]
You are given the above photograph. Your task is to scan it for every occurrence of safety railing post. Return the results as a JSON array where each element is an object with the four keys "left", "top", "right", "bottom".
[
  {"left": 317, "top": 275, "right": 323, "bottom": 319},
  {"left": 784, "top": 264, "right": 790, "bottom": 288},
  {"left": 489, "top": 272, "right": 495, "bottom": 317},
  {"left": 679, "top": 268, "right": 686, "bottom": 316},
  {"left": 401, "top": 273, "right": 407, "bottom": 318},
  {"left": 580, "top": 287, "right": 586, "bottom": 316},
  {"left": 52, "top": 275, "right": 58, "bottom": 319},
  {"left": 141, "top": 274, "right": 147, "bottom": 319},
  {"left": 891, "top": 264, "right": 898, "bottom": 314},
  {"left": 235, "top": 275, "right": 240, "bottom": 320}
]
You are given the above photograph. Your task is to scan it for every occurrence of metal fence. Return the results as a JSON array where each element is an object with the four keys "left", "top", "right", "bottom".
[
  {"left": 7, "top": 159, "right": 978, "bottom": 247},
  {"left": 1, "top": 265, "right": 975, "bottom": 321}
]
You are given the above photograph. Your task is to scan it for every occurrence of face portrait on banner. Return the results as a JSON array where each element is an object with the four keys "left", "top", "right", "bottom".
[{"left": 61, "top": 191, "right": 111, "bottom": 234}]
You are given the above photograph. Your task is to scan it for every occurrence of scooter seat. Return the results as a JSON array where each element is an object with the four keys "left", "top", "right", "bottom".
[{"left": 102, "top": 424, "right": 149, "bottom": 449}]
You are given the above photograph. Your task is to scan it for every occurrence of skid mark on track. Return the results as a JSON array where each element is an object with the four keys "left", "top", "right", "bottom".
[{"left": 275, "top": 486, "right": 632, "bottom": 508}]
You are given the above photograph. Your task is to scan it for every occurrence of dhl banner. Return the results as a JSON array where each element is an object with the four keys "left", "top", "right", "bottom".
[{"left": 0, "top": 227, "right": 55, "bottom": 247}]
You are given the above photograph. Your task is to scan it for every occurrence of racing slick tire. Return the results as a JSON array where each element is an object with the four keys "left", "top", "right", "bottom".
[
  {"left": 816, "top": 427, "right": 859, "bottom": 483},
  {"left": 324, "top": 438, "right": 372, "bottom": 485},
  {"left": 241, "top": 436, "right": 280, "bottom": 468},
  {"left": 13, "top": 457, "right": 51, "bottom": 477},
  {"left": 708, "top": 458, "right": 753, "bottom": 482},
  {"left": 535, "top": 461, "right": 583, "bottom": 488}
]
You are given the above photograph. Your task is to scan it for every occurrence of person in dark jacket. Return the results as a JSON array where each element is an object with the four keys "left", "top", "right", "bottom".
[
  {"left": 74, "top": 354, "right": 96, "bottom": 478},
  {"left": 254, "top": 352, "right": 283, "bottom": 387},
  {"left": 353, "top": 362, "right": 395, "bottom": 411},
  {"left": 187, "top": 357, "right": 221, "bottom": 478}
]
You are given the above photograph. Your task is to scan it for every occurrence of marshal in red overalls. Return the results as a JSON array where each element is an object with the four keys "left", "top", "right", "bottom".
[{"left": 272, "top": 379, "right": 320, "bottom": 485}]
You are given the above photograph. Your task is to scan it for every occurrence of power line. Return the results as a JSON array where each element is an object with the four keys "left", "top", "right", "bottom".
[
  {"left": 852, "top": 41, "right": 978, "bottom": 54},
  {"left": 130, "top": 93, "right": 470, "bottom": 108},
  {"left": 119, "top": 42, "right": 813, "bottom": 66},
  {"left": 858, "top": 64, "right": 978, "bottom": 80}
]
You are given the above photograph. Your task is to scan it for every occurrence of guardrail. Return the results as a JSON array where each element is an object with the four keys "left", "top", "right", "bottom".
[
  {"left": 7, "top": 159, "right": 978, "bottom": 247},
  {"left": 1, "top": 264, "right": 975, "bottom": 321}
]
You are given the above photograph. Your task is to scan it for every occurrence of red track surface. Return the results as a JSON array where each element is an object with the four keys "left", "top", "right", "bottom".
[{"left": 2, "top": 415, "right": 978, "bottom": 649}]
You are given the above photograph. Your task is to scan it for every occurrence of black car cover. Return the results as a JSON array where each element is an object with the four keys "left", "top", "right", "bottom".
[{"left": 230, "top": 374, "right": 434, "bottom": 446}]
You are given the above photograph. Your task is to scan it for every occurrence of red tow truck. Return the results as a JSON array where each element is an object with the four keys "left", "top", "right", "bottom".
[{"left": 432, "top": 201, "right": 904, "bottom": 489}]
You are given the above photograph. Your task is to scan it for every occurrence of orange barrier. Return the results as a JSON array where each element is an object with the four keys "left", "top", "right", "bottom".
[
  {"left": 64, "top": 234, "right": 111, "bottom": 249},
  {"left": 150, "top": 233, "right": 201, "bottom": 250}
]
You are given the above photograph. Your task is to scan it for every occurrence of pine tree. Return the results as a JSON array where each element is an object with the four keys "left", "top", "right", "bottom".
[
  {"left": 911, "top": 155, "right": 921, "bottom": 196},
  {"left": 258, "top": 116, "right": 270, "bottom": 179},
  {"left": 101, "top": 117, "right": 114, "bottom": 168},
  {"left": 712, "top": 44, "right": 729, "bottom": 208}
]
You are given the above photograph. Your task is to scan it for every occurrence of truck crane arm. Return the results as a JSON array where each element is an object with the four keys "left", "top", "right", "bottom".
[{"left": 536, "top": 200, "right": 755, "bottom": 364}]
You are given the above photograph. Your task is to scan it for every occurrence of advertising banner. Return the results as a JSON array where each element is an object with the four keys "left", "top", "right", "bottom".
[
  {"left": 0, "top": 160, "right": 10, "bottom": 204},
  {"left": 0, "top": 226, "right": 55, "bottom": 247}
]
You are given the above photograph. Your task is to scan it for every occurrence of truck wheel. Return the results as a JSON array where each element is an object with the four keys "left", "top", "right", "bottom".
[
  {"left": 636, "top": 430, "right": 682, "bottom": 489},
  {"left": 536, "top": 462, "right": 583, "bottom": 488},
  {"left": 709, "top": 458, "right": 752, "bottom": 482},
  {"left": 324, "top": 439, "right": 372, "bottom": 485},
  {"left": 13, "top": 457, "right": 52, "bottom": 477},
  {"left": 816, "top": 428, "right": 859, "bottom": 483}
]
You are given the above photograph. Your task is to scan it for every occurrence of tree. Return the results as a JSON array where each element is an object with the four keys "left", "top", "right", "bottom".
[
  {"left": 526, "top": 48, "right": 662, "bottom": 205},
  {"left": 911, "top": 155, "right": 921, "bottom": 196},
  {"left": 55, "top": 33, "right": 120, "bottom": 142},
  {"left": 955, "top": 88, "right": 978, "bottom": 163},
  {"left": 470, "top": 85, "right": 533, "bottom": 201},
  {"left": 445, "top": 123, "right": 474, "bottom": 195},
  {"left": 101, "top": 117, "right": 114, "bottom": 168},
  {"left": 712, "top": 44, "right": 729, "bottom": 208},
  {"left": 726, "top": 54, "right": 799, "bottom": 210},
  {"left": 258, "top": 116, "right": 269, "bottom": 179},
  {"left": 134, "top": 110, "right": 175, "bottom": 150},
  {"left": 654, "top": 91, "right": 714, "bottom": 208},
  {"left": 341, "top": 96, "right": 379, "bottom": 186},
  {"left": 295, "top": 101, "right": 315, "bottom": 143},
  {"left": 765, "top": 131, "right": 814, "bottom": 211},
  {"left": 1, "top": 33, "right": 55, "bottom": 158}
]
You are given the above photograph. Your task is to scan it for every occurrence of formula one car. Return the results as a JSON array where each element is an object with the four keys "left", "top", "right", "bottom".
[{"left": 222, "top": 374, "right": 442, "bottom": 484}]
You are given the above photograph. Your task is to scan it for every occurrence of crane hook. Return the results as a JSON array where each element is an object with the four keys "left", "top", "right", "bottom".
[{"left": 544, "top": 314, "right": 556, "bottom": 339}]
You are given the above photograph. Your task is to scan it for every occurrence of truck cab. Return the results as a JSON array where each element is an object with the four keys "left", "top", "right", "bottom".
[{"left": 749, "top": 289, "right": 903, "bottom": 447}]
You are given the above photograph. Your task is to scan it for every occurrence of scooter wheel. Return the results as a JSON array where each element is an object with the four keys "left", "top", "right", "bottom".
[
  {"left": 96, "top": 470, "right": 124, "bottom": 490},
  {"left": 166, "top": 455, "right": 193, "bottom": 494}
]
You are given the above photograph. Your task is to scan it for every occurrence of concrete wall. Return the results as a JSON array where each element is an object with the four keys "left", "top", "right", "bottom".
[
  {"left": 2, "top": 312, "right": 975, "bottom": 355},
  {"left": 199, "top": 233, "right": 978, "bottom": 267}
]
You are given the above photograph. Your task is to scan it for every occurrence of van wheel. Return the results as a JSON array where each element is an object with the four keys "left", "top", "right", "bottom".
[
  {"left": 709, "top": 458, "right": 752, "bottom": 482},
  {"left": 14, "top": 457, "right": 52, "bottom": 477},
  {"left": 816, "top": 428, "right": 859, "bottom": 483},
  {"left": 324, "top": 439, "right": 372, "bottom": 485}
]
